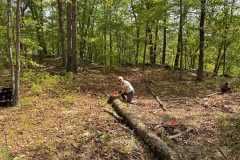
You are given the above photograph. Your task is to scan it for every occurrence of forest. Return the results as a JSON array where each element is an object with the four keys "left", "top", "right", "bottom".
[{"left": 0, "top": 0, "right": 240, "bottom": 159}]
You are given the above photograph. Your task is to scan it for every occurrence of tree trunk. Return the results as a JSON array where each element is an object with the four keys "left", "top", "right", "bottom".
[
  {"left": 66, "top": 0, "right": 77, "bottom": 72},
  {"left": 153, "top": 22, "right": 159, "bottom": 64},
  {"left": 135, "top": 26, "right": 140, "bottom": 65},
  {"left": 197, "top": 0, "right": 206, "bottom": 80},
  {"left": 57, "top": 0, "right": 66, "bottom": 67},
  {"left": 7, "top": 0, "right": 15, "bottom": 100},
  {"left": 143, "top": 24, "right": 148, "bottom": 70},
  {"left": 149, "top": 26, "right": 155, "bottom": 65},
  {"left": 174, "top": 0, "right": 183, "bottom": 70},
  {"left": 162, "top": 5, "right": 167, "bottom": 65},
  {"left": 111, "top": 100, "right": 174, "bottom": 160},
  {"left": 14, "top": 0, "right": 21, "bottom": 106}
]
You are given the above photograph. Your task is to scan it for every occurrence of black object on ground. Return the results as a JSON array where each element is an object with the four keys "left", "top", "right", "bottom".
[{"left": 0, "top": 87, "right": 13, "bottom": 106}]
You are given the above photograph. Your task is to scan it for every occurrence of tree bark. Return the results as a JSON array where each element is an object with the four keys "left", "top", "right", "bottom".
[
  {"left": 14, "top": 0, "right": 21, "bottom": 105},
  {"left": 153, "top": 22, "right": 159, "bottom": 64},
  {"left": 7, "top": 0, "right": 15, "bottom": 101},
  {"left": 174, "top": 0, "right": 183, "bottom": 70},
  {"left": 162, "top": 5, "right": 167, "bottom": 65},
  {"left": 111, "top": 99, "right": 174, "bottom": 160},
  {"left": 197, "top": 0, "right": 206, "bottom": 80},
  {"left": 66, "top": 0, "right": 77, "bottom": 72},
  {"left": 143, "top": 24, "right": 148, "bottom": 70},
  {"left": 57, "top": 0, "right": 66, "bottom": 67}
]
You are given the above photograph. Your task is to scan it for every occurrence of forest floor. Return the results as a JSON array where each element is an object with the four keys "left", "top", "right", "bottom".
[{"left": 0, "top": 63, "right": 239, "bottom": 160}]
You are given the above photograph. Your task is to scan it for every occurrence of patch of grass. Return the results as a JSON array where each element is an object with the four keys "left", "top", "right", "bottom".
[
  {"left": 20, "top": 97, "right": 34, "bottom": 107},
  {"left": 0, "top": 147, "right": 14, "bottom": 160},
  {"left": 62, "top": 95, "right": 77, "bottom": 107},
  {"left": 23, "top": 70, "right": 62, "bottom": 95}
]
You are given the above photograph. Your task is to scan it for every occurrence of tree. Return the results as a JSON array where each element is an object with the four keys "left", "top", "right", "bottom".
[
  {"left": 174, "top": 0, "right": 184, "bottom": 70},
  {"left": 197, "top": 0, "right": 206, "bottom": 80},
  {"left": 66, "top": 0, "right": 77, "bottom": 72},
  {"left": 7, "top": 0, "right": 15, "bottom": 101},
  {"left": 57, "top": 0, "right": 66, "bottom": 67},
  {"left": 14, "top": 0, "right": 21, "bottom": 105}
]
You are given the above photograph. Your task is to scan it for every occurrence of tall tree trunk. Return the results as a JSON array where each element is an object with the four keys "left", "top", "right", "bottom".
[
  {"left": 72, "top": 0, "right": 77, "bottom": 71},
  {"left": 213, "top": 0, "right": 234, "bottom": 76},
  {"left": 162, "top": 5, "right": 167, "bottom": 65},
  {"left": 15, "top": 0, "right": 21, "bottom": 105},
  {"left": 153, "top": 22, "right": 159, "bottom": 64},
  {"left": 213, "top": 44, "right": 223, "bottom": 75},
  {"left": 109, "top": 9, "right": 113, "bottom": 67},
  {"left": 130, "top": 0, "right": 140, "bottom": 65},
  {"left": 197, "top": 0, "right": 206, "bottom": 80},
  {"left": 57, "top": 0, "right": 66, "bottom": 67},
  {"left": 66, "top": 0, "right": 77, "bottom": 72},
  {"left": 143, "top": 24, "right": 148, "bottom": 70},
  {"left": 174, "top": 0, "right": 183, "bottom": 69},
  {"left": 7, "top": 0, "right": 15, "bottom": 100},
  {"left": 38, "top": 0, "right": 47, "bottom": 60},
  {"left": 135, "top": 26, "right": 140, "bottom": 65},
  {"left": 149, "top": 26, "right": 155, "bottom": 65}
]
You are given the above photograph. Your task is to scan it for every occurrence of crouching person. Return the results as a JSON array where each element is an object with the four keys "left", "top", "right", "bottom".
[{"left": 118, "top": 76, "right": 135, "bottom": 103}]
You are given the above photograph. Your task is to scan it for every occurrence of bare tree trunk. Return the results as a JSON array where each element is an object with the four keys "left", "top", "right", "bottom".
[
  {"left": 197, "top": 0, "right": 206, "bottom": 80},
  {"left": 66, "top": 0, "right": 77, "bottom": 72},
  {"left": 135, "top": 26, "right": 140, "bottom": 65},
  {"left": 153, "top": 22, "right": 159, "bottom": 64},
  {"left": 162, "top": 4, "right": 167, "bottom": 64},
  {"left": 174, "top": 0, "right": 183, "bottom": 70},
  {"left": 14, "top": 0, "right": 21, "bottom": 105},
  {"left": 71, "top": 0, "right": 77, "bottom": 72},
  {"left": 143, "top": 24, "right": 148, "bottom": 70},
  {"left": 7, "top": 0, "right": 15, "bottom": 101},
  {"left": 57, "top": 0, "right": 66, "bottom": 67}
]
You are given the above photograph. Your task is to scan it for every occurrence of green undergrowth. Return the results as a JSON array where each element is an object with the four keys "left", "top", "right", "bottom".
[
  {"left": 0, "top": 147, "right": 24, "bottom": 160},
  {"left": 22, "top": 70, "right": 75, "bottom": 96}
]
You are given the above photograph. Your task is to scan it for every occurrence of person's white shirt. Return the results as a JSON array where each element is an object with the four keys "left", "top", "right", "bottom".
[{"left": 121, "top": 80, "right": 135, "bottom": 93}]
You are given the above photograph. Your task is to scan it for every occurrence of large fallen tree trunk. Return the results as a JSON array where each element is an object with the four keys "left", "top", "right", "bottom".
[{"left": 111, "top": 99, "right": 175, "bottom": 160}]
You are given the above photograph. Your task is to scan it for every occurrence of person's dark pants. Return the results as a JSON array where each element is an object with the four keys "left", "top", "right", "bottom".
[{"left": 121, "top": 91, "right": 134, "bottom": 103}]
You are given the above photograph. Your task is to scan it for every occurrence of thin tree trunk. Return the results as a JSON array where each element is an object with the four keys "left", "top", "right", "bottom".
[
  {"left": 66, "top": 1, "right": 72, "bottom": 71},
  {"left": 153, "top": 22, "right": 159, "bottom": 64},
  {"left": 57, "top": 0, "right": 66, "bottom": 67},
  {"left": 148, "top": 26, "right": 155, "bottom": 65},
  {"left": 15, "top": 0, "right": 21, "bottom": 105},
  {"left": 7, "top": 0, "right": 15, "bottom": 100},
  {"left": 174, "top": 0, "right": 183, "bottom": 70},
  {"left": 197, "top": 0, "right": 206, "bottom": 80},
  {"left": 66, "top": 0, "right": 77, "bottom": 72},
  {"left": 143, "top": 24, "right": 148, "bottom": 70},
  {"left": 109, "top": 9, "right": 113, "bottom": 67},
  {"left": 136, "top": 26, "right": 140, "bottom": 65},
  {"left": 162, "top": 6, "right": 167, "bottom": 64},
  {"left": 71, "top": 0, "right": 77, "bottom": 72}
]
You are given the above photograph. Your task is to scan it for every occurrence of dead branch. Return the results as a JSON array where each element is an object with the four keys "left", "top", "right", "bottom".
[{"left": 169, "top": 128, "right": 194, "bottom": 140}]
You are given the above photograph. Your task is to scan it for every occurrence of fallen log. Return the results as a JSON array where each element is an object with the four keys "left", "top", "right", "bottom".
[{"left": 111, "top": 99, "right": 175, "bottom": 160}]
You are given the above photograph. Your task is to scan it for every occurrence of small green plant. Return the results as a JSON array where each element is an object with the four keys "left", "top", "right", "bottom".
[
  {"left": 62, "top": 95, "right": 77, "bottom": 107},
  {"left": 31, "top": 83, "right": 43, "bottom": 95},
  {"left": 20, "top": 97, "right": 34, "bottom": 106},
  {"left": 0, "top": 147, "right": 14, "bottom": 160}
]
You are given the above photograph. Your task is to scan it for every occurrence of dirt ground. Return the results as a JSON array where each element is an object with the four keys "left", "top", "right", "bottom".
[{"left": 0, "top": 67, "right": 239, "bottom": 160}]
